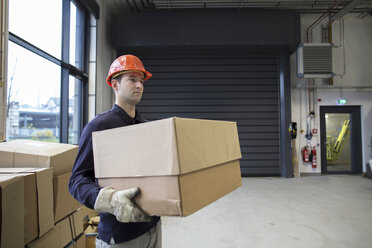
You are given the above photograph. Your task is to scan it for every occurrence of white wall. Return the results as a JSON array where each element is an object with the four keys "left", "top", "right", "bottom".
[{"left": 291, "top": 14, "right": 372, "bottom": 173}]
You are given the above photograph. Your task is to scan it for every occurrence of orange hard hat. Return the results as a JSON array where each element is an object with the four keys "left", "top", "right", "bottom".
[{"left": 106, "top": 55, "right": 152, "bottom": 86}]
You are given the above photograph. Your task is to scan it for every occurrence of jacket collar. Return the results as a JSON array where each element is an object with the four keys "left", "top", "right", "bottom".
[{"left": 112, "top": 104, "right": 146, "bottom": 124}]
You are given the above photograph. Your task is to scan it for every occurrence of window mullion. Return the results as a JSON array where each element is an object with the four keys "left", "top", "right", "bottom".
[{"left": 61, "top": 0, "right": 71, "bottom": 143}]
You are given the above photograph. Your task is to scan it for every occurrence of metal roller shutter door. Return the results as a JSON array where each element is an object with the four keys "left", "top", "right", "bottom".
[{"left": 136, "top": 51, "right": 280, "bottom": 176}]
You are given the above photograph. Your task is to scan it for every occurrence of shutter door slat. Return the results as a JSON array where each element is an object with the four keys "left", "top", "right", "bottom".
[
  {"left": 143, "top": 113, "right": 278, "bottom": 119},
  {"left": 139, "top": 105, "right": 279, "bottom": 113},
  {"left": 137, "top": 52, "right": 280, "bottom": 176},
  {"left": 144, "top": 92, "right": 279, "bottom": 99},
  {"left": 149, "top": 78, "right": 277, "bottom": 86},
  {"left": 153, "top": 71, "right": 278, "bottom": 79},
  {"left": 144, "top": 85, "right": 278, "bottom": 92},
  {"left": 150, "top": 65, "right": 277, "bottom": 72},
  {"left": 140, "top": 99, "right": 279, "bottom": 106}
]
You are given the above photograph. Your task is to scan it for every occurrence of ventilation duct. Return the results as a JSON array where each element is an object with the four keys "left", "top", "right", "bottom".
[{"left": 297, "top": 43, "right": 333, "bottom": 78}]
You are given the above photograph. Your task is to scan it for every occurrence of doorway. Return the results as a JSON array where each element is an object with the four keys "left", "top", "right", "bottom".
[{"left": 320, "top": 106, "right": 362, "bottom": 174}]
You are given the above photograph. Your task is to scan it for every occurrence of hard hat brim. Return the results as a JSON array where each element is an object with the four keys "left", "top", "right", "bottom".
[{"left": 106, "top": 69, "right": 152, "bottom": 87}]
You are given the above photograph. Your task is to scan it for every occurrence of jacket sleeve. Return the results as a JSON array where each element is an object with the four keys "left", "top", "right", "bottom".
[{"left": 68, "top": 123, "right": 102, "bottom": 209}]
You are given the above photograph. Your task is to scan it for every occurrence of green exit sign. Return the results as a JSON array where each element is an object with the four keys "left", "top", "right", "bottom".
[{"left": 337, "top": 99, "right": 347, "bottom": 105}]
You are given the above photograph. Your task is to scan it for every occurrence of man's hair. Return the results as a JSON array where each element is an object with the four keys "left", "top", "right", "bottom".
[{"left": 112, "top": 73, "right": 124, "bottom": 84}]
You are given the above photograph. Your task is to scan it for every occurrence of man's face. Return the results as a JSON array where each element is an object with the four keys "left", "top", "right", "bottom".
[{"left": 112, "top": 71, "right": 144, "bottom": 105}]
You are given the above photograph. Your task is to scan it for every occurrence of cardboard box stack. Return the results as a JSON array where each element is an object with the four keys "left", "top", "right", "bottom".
[
  {"left": 0, "top": 140, "right": 81, "bottom": 222},
  {"left": 0, "top": 175, "right": 24, "bottom": 248},
  {"left": 0, "top": 139, "right": 78, "bottom": 175},
  {"left": 53, "top": 172, "right": 83, "bottom": 222},
  {"left": 26, "top": 207, "right": 89, "bottom": 248},
  {"left": 0, "top": 168, "right": 54, "bottom": 244},
  {"left": 0, "top": 140, "right": 82, "bottom": 247},
  {"left": 93, "top": 117, "right": 242, "bottom": 216}
]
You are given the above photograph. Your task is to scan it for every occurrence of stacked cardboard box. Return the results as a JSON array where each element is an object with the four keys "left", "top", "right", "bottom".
[
  {"left": 0, "top": 140, "right": 81, "bottom": 222},
  {"left": 26, "top": 207, "right": 88, "bottom": 248},
  {"left": 0, "top": 175, "right": 24, "bottom": 248},
  {"left": 0, "top": 168, "right": 54, "bottom": 244},
  {"left": 53, "top": 172, "right": 82, "bottom": 222},
  {"left": 0, "top": 139, "right": 78, "bottom": 175},
  {"left": 93, "top": 117, "right": 242, "bottom": 216},
  {"left": 0, "top": 140, "right": 82, "bottom": 246}
]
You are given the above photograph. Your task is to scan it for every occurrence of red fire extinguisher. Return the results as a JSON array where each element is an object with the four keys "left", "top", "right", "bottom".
[
  {"left": 302, "top": 146, "right": 310, "bottom": 162},
  {"left": 311, "top": 147, "right": 317, "bottom": 168}
]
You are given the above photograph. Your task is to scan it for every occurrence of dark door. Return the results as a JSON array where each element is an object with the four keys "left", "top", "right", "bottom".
[
  {"left": 320, "top": 106, "right": 362, "bottom": 174},
  {"left": 134, "top": 48, "right": 281, "bottom": 176}
]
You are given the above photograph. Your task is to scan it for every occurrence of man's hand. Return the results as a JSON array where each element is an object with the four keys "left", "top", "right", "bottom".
[{"left": 94, "top": 186, "right": 152, "bottom": 223}]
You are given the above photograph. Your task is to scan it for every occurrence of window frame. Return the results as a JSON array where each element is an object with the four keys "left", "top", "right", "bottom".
[{"left": 7, "top": 0, "right": 94, "bottom": 144}]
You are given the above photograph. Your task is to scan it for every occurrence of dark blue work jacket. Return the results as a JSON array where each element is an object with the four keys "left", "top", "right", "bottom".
[{"left": 69, "top": 104, "right": 160, "bottom": 244}]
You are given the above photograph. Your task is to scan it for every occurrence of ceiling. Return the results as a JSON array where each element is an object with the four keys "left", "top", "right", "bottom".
[{"left": 107, "top": 0, "right": 372, "bottom": 15}]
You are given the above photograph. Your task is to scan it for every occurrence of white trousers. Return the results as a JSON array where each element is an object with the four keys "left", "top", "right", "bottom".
[{"left": 96, "top": 221, "right": 162, "bottom": 248}]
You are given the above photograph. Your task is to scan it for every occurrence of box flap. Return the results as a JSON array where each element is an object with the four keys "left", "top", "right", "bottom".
[
  {"left": 175, "top": 118, "right": 242, "bottom": 174},
  {"left": 0, "top": 175, "right": 25, "bottom": 248},
  {"left": 69, "top": 209, "right": 85, "bottom": 238},
  {"left": 0, "top": 145, "right": 16, "bottom": 168},
  {"left": 0, "top": 168, "right": 54, "bottom": 238},
  {"left": 0, "top": 167, "right": 51, "bottom": 174},
  {"left": 9, "top": 173, "right": 38, "bottom": 244},
  {"left": 35, "top": 168, "right": 54, "bottom": 236},
  {"left": 2, "top": 140, "right": 77, "bottom": 156},
  {"left": 49, "top": 149, "right": 78, "bottom": 175},
  {"left": 53, "top": 172, "right": 82, "bottom": 222},
  {"left": 179, "top": 160, "right": 242, "bottom": 216},
  {"left": 93, "top": 118, "right": 180, "bottom": 178},
  {"left": 27, "top": 217, "right": 73, "bottom": 248}
]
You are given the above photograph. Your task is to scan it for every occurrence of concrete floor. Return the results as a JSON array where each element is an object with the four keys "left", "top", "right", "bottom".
[{"left": 162, "top": 175, "right": 372, "bottom": 248}]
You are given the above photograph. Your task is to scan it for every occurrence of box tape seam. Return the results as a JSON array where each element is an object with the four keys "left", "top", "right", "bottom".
[
  {"left": 173, "top": 118, "right": 183, "bottom": 216},
  {"left": 69, "top": 213, "right": 76, "bottom": 239}
]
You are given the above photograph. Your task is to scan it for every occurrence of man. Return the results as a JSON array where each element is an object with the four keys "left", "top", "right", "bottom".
[{"left": 69, "top": 55, "right": 161, "bottom": 248}]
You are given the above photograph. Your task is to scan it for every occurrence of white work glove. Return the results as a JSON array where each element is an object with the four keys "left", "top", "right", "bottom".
[{"left": 94, "top": 186, "right": 152, "bottom": 223}]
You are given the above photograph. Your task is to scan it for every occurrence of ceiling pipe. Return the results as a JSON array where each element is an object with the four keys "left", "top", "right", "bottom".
[
  {"left": 306, "top": 1, "right": 338, "bottom": 43},
  {"left": 331, "top": 0, "right": 363, "bottom": 21},
  {"left": 150, "top": 0, "right": 371, "bottom": 13}
]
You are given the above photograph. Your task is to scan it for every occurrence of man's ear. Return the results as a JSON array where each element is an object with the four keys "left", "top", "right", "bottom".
[{"left": 111, "top": 79, "right": 119, "bottom": 91}]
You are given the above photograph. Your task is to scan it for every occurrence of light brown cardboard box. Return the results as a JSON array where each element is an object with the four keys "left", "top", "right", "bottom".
[
  {"left": 53, "top": 172, "right": 82, "bottom": 222},
  {"left": 0, "top": 139, "right": 78, "bottom": 176},
  {"left": 0, "top": 168, "right": 54, "bottom": 243},
  {"left": 76, "top": 234, "right": 87, "bottom": 248},
  {"left": 86, "top": 233, "right": 97, "bottom": 248},
  {"left": 26, "top": 207, "right": 87, "bottom": 248},
  {"left": 0, "top": 175, "right": 24, "bottom": 248},
  {"left": 65, "top": 208, "right": 87, "bottom": 248},
  {"left": 85, "top": 224, "right": 98, "bottom": 248},
  {"left": 75, "top": 234, "right": 86, "bottom": 248},
  {"left": 93, "top": 117, "right": 242, "bottom": 216},
  {"left": 65, "top": 234, "right": 86, "bottom": 248},
  {"left": 69, "top": 208, "right": 85, "bottom": 238},
  {"left": 26, "top": 215, "right": 73, "bottom": 248}
]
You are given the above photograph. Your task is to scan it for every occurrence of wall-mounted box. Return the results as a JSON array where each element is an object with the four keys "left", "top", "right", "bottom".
[{"left": 297, "top": 43, "right": 334, "bottom": 78}]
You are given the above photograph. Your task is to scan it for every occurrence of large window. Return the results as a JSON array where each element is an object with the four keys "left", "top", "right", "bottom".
[{"left": 6, "top": 0, "right": 97, "bottom": 144}]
